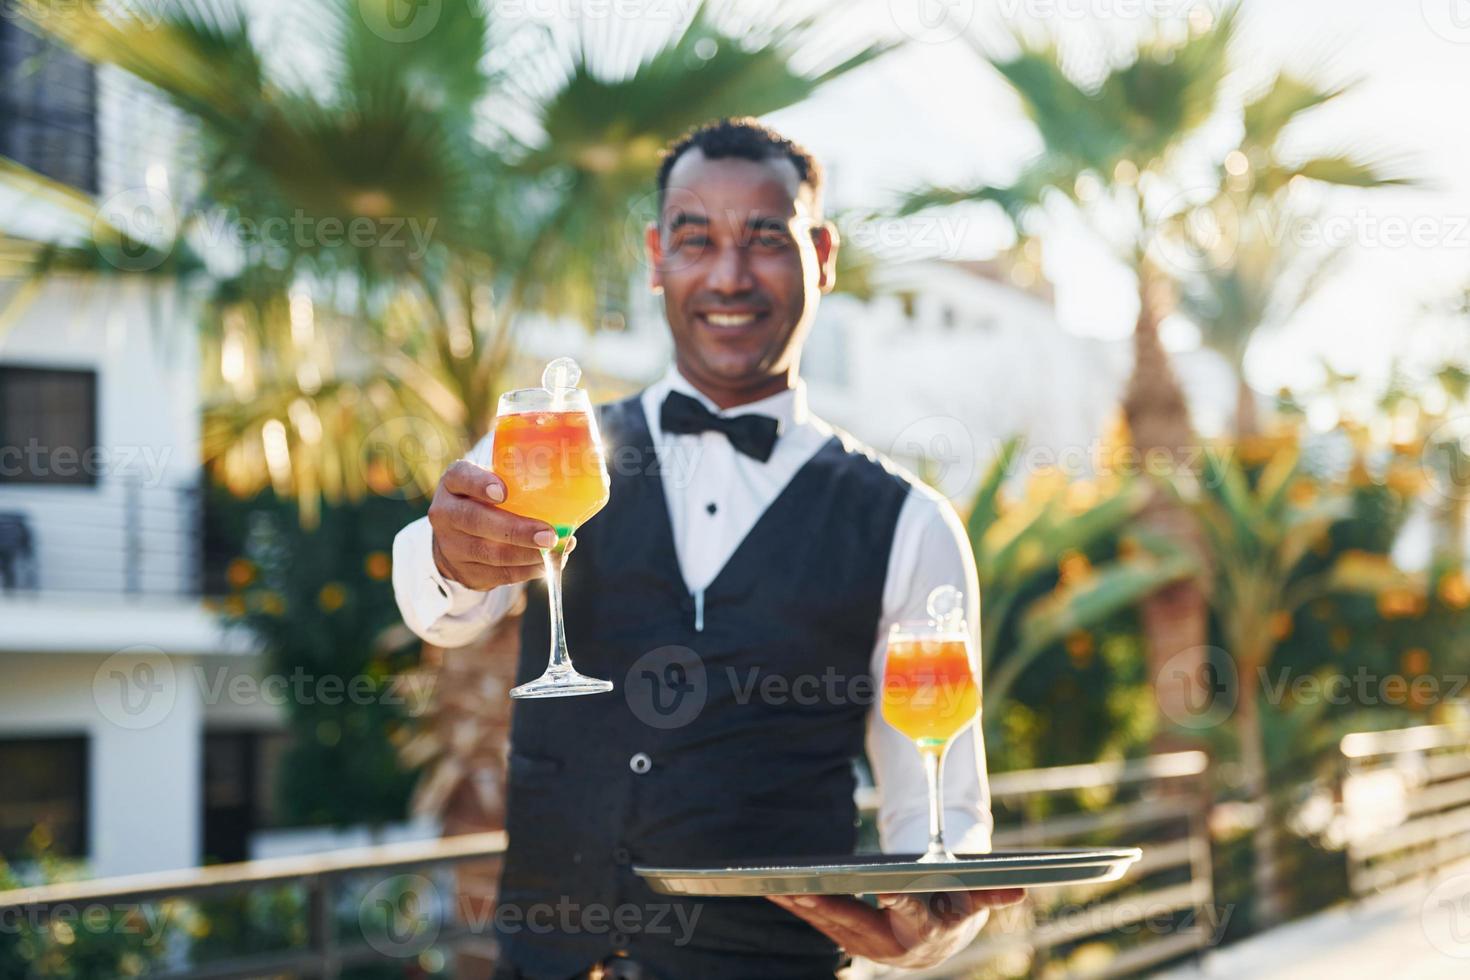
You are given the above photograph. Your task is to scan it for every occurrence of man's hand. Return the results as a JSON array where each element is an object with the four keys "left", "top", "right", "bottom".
[
  {"left": 427, "top": 460, "right": 571, "bottom": 591},
  {"left": 768, "top": 888, "right": 1024, "bottom": 970}
]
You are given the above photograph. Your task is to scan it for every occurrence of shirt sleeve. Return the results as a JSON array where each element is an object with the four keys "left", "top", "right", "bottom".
[
  {"left": 390, "top": 432, "right": 524, "bottom": 647},
  {"left": 865, "top": 484, "right": 994, "bottom": 855}
]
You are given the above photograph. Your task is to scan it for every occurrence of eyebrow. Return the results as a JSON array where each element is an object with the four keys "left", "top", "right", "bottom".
[
  {"left": 665, "top": 212, "right": 793, "bottom": 233},
  {"left": 667, "top": 213, "right": 709, "bottom": 231}
]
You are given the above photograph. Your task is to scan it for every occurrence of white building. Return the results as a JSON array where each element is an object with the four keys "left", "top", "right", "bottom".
[
  {"left": 522, "top": 256, "right": 1237, "bottom": 507},
  {"left": 0, "top": 24, "right": 279, "bottom": 878}
]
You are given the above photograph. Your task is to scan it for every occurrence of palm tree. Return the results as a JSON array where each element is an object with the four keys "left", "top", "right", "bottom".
[
  {"left": 900, "top": 5, "right": 1408, "bottom": 748},
  {"left": 1174, "top": 74, "right": 1409, "bottom": 436},
  {"left": 6, "top": 0, "right": 892, "bottom": 886},
  {"left": 966, "top": 437, "right": 1196, "bottom": 742},
  {"left": 1176, "top": 444, "right": 1418, "bottom": 924}
]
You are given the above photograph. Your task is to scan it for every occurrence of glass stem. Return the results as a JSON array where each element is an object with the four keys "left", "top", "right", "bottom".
[
  {"left": 920, "top": 742, "right": 952, "bottom": 862},
  {"left": 543, "top": 544, "right": 571, "bottom": 673}
]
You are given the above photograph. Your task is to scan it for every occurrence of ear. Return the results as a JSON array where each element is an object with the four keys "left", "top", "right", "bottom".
[
  {"left": 645, "top": 222, "right": 664, "bottom": 294},
  {"left": 812, "top": 220, "right": 840, "bottom": 295}
]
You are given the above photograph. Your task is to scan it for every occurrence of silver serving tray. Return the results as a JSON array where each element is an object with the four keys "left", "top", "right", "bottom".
[{"left": 635, "top": 847, "right": 1143, "bottom": 897}]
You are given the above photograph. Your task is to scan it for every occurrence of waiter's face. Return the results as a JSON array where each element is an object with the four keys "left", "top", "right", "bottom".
[{"left": 645, "top": 149, "right": 838, "bottom": 404}]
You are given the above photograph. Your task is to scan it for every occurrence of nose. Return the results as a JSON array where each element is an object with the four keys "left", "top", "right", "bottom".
[{"left": 704, "top": 240, "right": 754, "bottom": 295}]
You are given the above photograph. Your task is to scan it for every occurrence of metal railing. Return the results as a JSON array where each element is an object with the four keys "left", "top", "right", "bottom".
[
  {"left": 1340, "top": 723, "right": 1470, "bottom": 897},
  {"left": 863, "top": 751, "right": 1216, "bottom": 980},
  {"left": 0, "top": 477, "right": 206, "bottom": 597},
  {"left": 0, "top": 753, "right": 1212, "bottom": 979},
  {"left": 0, "top": 831, "right": 507, "bottom": 979}
]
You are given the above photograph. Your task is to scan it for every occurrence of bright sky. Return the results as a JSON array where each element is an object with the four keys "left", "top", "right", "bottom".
[{"left": 763, "top": 0, "right": 1470, "bottom": 405}]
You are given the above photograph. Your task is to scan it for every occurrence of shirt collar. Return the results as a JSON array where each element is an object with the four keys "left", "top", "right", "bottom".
[{"left": 653, "top": 365, "right": 809, "bottom": 431}]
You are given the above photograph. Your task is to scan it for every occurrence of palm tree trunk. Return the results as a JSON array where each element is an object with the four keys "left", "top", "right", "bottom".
[
  {"left": 1122, "top": 272, "right": 1210, "bottom": 749},
  {"left": 1235, "top": 655, "right": 1284, "bottom": 927}
]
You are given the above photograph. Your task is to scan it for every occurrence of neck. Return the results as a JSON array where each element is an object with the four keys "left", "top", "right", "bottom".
[{"left": 675, "top": 359, "right": 797, "bottom": 411}]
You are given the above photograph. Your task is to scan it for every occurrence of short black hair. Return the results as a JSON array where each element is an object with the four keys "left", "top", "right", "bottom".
[{"left": 656, "top": 117, "right": 823, "bottom": 215}]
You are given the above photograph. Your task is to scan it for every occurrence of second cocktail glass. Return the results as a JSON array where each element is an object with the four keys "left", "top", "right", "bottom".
[
  {"left": 880, "top": 585, "right": 981, "bottom": 862},
  {"left": 492, "top": 357, "right": 613, "bottom": 699}
]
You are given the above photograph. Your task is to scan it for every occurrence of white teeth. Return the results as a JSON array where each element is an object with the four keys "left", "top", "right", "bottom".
[{"left": 705, "top": 313, "right": 757, "bottom": 327}]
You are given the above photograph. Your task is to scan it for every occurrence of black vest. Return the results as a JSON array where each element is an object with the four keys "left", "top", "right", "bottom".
[{"left": 496, "top": 395, "right": 911, "bottom": 979}]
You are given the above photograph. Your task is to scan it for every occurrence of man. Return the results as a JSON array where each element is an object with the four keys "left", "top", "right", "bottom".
[{"left": 394, "top": 117, "right": 1021, "bottom": 979}]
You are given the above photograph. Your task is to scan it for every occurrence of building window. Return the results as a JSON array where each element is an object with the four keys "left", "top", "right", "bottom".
[
  {"left": 0, "top": 736, "right": 89, "bottom": 860},
  {"left": 0, "top": 19, "right": 99, "bottom": 193},
  {"left": 0, "top": 366, "right": 100, "bottom": 486},
  {"left": 203, "top": 730, "right": 286, "bottom": 864}
]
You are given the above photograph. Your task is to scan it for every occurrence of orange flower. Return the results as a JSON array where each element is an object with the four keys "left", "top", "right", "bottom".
[
  {"left": 1438, "top": 571, "right": 1470, "bottom": 610},
  {"left": 364, "top": 551, "right": 392, "bottom": 581},
  {"left": 1268, "top": 610, "right": 1293, "bottom": 641},
  {"left": 1401, "top": 648, "right": 1430, "bottom": 676},
  {"left": 1377, "top": 588, "right": 1426, "bottom": 619},
  {"left": 1287, "top": 479, "right": 1318, "bottom": 507},
  {"left": 1058, "top": 550, "right": 1094, "bottom": 587},
  {"left": 318, "top": 583, "right": 348, "bottom": 613},
  {"left": 226, "top": 558, "right": 255, "bottom": 590}
]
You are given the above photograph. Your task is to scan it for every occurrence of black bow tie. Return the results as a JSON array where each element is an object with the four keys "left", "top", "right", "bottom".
[{"left": 659, "top": 390, "right": 781, "bottom": 463}]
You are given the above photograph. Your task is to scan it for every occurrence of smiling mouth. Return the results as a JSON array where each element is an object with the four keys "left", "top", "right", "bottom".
[{"left": 697, "top": 311, "right": 766, "bottom": 330}]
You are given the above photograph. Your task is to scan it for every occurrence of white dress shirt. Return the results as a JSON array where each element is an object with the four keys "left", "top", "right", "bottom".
[{"left": 392, "top": 366, "right": 993, "bottom": 854}]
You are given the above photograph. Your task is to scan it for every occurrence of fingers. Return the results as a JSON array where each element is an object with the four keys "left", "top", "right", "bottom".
[
  {"left": 770, "top": 887, "right": 1024, "bottom": 968},
  {"left": 434, "top": 492, "right": 557, "bottom": 550},
  {"left": 768, "top": 896, "right": 905, "bottom": 961},
  {"left": 440, "top": 460, "right": 505, "bottom": 504},
  {"left": 970, "top": 887, "right": 1026, "bottom": 908},
  {"left": 432, "top": 533, "right": 577, "bottom": 592}
]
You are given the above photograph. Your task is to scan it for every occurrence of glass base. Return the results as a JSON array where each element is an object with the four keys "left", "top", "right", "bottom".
[
  {"left": 916, "top": 848, "right": 958, "bottom": 864},
  {"left": 510, "top": 667, "right": 614, "bottom": 699}
]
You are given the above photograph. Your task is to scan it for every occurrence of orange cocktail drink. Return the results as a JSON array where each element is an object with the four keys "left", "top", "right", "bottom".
[
  {"left": 491, "top": 410, "right": 610, "bottom": 540},
  {"left": 881, "top": 636, "right": 979, "bottom": 747}
]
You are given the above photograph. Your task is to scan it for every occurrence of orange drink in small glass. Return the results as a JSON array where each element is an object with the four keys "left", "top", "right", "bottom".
[
  {"left": 881, "top": 637, "right": 980, "bottom": 745},
  {"left": 493, "top": 358, "right": 613, "bottom": 699},
  {"left": 881, "top": 586, "right": 980, "bottom": 862}
]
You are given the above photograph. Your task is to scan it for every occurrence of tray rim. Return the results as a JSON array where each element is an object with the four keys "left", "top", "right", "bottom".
[{"left": 633, "top": 846, "right": 1143, "bottom": 881}]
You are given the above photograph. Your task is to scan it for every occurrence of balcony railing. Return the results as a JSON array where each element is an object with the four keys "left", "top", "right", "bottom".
[
  {"left": 0, "top": 831, "right": 508, "bottom": 979},
  {"left": 0, "top": 477, "right": 206, "bottom": 597},
  {"left": 864, "top": 750, "right": 1216, "bottom": 980},
  {"left": 1340, "top": 722, "right": 1470, "bottom": 896},
  {"left": 0, "top": 752, "right": 1214, "bottom": 979}
]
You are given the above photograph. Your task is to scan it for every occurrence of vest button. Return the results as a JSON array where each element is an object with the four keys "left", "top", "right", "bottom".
[
  {"left": 629, "top": 752, "right": 652, "bottom": 774},
  {"left": 610, "top": 930, "right": 630, "bottom": 950},
  {"left": 613, "top": 846, "right": 632, "bottom": 864}
]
